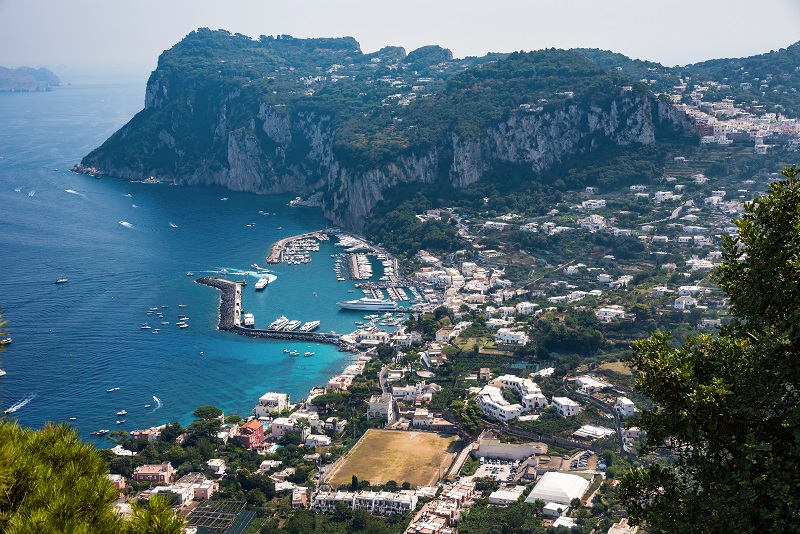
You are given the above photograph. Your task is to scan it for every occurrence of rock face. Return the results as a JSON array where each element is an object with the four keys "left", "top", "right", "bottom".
[
  {"left": 0, "top": 66, "right": 60, "bottom": 92},
  {"left": 78, "top": 33, "right": 690, "bottom": 232}
]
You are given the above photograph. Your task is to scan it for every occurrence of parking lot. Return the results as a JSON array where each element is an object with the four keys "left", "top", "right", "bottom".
[{"left": 463, "top": 458, "right": 519, "bottom": 484}]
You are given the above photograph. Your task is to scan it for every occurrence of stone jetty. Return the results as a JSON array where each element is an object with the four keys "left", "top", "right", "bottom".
[
  {"left": 196, "top": 276, "right": 352, "bottom": 349},
  {"left": 266, "top": 230, "right": 327, "bottom": 264}
]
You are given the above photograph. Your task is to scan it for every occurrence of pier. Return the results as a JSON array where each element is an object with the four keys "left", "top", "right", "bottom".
[
  {"left": 195, "top": 276, "right": 352, "bottom": 348},
  {"left": 266, "top": 230, "right": 328, "bottom": 264}
]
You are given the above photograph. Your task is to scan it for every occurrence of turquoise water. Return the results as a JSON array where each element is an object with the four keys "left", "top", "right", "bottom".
[{"left": 0, "top": 82, "right": 377, "bottom": 442}]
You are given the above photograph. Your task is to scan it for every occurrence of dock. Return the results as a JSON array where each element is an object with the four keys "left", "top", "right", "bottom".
[
  {"left": 266, "top": 230, "right": 328, "bottom": 264},
  {"left": 195, "top": 276, "right": 352, "bottom": 348}
]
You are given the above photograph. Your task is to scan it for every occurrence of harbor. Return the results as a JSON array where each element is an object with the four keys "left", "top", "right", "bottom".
[
  {"left": 265, "top": 230, "right": 329, "bottom": 264},
  {"left": 195, "top": 277, "right": 352, "bottom": 349}
]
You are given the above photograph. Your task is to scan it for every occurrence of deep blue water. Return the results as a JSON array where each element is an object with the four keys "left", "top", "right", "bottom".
[{"left": 0, "top": 82, "right": 378, "bottom": 443}]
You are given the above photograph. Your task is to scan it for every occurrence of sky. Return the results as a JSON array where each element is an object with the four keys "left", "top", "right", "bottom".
[{"left": 1, "top": 0, "right": 799, "bottom": 82}]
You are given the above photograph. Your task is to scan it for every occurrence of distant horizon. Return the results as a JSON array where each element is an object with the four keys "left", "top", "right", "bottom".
[{"left": 1, "top": 0, "right": 798, "bottom": 83}]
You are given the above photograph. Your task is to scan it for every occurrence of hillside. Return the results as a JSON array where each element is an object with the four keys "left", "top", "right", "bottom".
[
  {"left": 0, "top": 66, "right": 60, "bottom": 91},
  {"left": 77, "top": 29, "right": 688, "bottom": 230}
]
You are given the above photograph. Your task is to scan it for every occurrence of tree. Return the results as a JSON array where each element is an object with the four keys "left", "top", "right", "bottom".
[
  {"left": 126, "top": 496, "right": 185, "bottom": 534},
  {"left": 193, "top": 405, "right": 223, "bottom": 420},
  {"left": 618, "top": 166, "right": 800, "bottom": 533},
  {"left": 0, "top": 421, "right": 184, "bottom": 534}
]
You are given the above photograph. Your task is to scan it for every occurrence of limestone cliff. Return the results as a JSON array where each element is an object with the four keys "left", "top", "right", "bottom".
[{"left": 77, "top": 30, "right": 690, "bottom": 231}]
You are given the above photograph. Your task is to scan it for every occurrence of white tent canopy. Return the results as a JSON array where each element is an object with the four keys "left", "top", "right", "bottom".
[{"left": 524, "top": 472, "right": 590, "bottom": 506}]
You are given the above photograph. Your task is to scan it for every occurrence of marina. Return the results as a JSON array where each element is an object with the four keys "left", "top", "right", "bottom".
[
  {"left": 195, "top": 277, "right": 352, "bottom": 348},
  {"left": 265, "top": 230, "right": 329, "bottom": 264}
]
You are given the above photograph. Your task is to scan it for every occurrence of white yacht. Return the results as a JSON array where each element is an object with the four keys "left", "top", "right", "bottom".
[
  {"left": 268, "top": 316, "right": 289, "bottom": 330},
  {"left": 284, "top": 320, "right": 301, "bottom": 331},
  {"left": 337, "top": 298, "right": 397, "bottom": 311},
  {"left": 255, "top": 278, "right": 269, "bottom": 290}
]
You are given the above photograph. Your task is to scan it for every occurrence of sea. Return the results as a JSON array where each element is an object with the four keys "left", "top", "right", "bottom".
[{"left": 0, "top": 80, "right": 388, "bottom": 443}]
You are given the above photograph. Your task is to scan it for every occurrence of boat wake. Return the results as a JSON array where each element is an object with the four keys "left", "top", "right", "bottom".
[
  {"left": 152, "top": 395, "right": 162, "bottom": 410},
  {"left": 65, "top": 189, "right": 85, "bottom": 197},
  {"left": 5, "top": 393, "right": 36, "bottom": 414},
  {"left": 119, "top": 221, "right": 133, "bottom": 228},
  {"left": 169, "top": 222, "right": 178, "bottom": 228},
  {"left": 28, "top": 189, "right": 35, "bottom": 197}
]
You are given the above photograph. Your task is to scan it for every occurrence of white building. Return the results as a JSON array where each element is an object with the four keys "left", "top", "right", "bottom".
[
  {"left": 573, "top": 375, "right": 609, "bottom": 395},
  {"left": 477, "top": 385, "right": 522, "bottom": 421},
  {"left": 552, "top": 397, "right": 581, "bottom": 417},
  {"left": 615, "top": 397, "right": 636, "bottom": 418},
  {"left": 492, "top": 375, "right": 548, "bottom": 411},
  {"left": 494, "top": 328, "right": 529, "bottom": 345},
  {"left": 366, "top": 394, "right": 398, "bottom": 424},
  {"left": 313, "top": 490, "right": 417, "bottom": 516},
  {"left": 488, "top": 485, "right": 526, "bottom": 506},
  {"left": 305, "top": 434, "right": 332, "bottom": 448},
  {"left": 254, "top": 392, "right": 290, "bottom": 418},
  {"left": 674, "top": 296, "right": 698, "bottom": 310},
  {"left": 596, "top": 305, "right": 625, "bottom": 323},
  {"left": 516, "top": 301, "right": 539, "bottom": 315}
]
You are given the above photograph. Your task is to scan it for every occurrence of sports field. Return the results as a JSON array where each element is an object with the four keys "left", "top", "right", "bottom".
[{"left": 327, "top": 429, "right": 460, "bottom": 488}]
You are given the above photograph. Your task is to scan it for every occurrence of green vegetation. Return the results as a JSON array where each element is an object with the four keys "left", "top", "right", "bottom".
[
  {"left": 0, "top": 421, "right": 184, "bottom": 534},
  {"left": 618, "top": 166, "right": 800, "bottom": 532}
]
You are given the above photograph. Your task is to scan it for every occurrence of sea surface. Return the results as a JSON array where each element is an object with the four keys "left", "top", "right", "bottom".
[{"left": 0, "top": 81, "right": 385, "bottom": 443}]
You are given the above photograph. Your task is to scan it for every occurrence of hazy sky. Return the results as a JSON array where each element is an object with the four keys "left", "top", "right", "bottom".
[{"left": 1, "top": 0, "right": 799, "bottom": 81}]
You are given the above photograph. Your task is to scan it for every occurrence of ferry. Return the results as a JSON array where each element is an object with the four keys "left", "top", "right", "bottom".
[
  {"left": 268, "top": 316, "right": 290, "bottom": 330},
  {"left": 336, "top": 298, "right": 398, "bottom": 311},
  {"left": 284, "top": 320, "right": 302, "bottom": 331},
  {"left": 299, "top": 320, "right": 320, "bottom": 332},
  {"left": 255, "top": 278, "right": 269, "bottom": 290}
]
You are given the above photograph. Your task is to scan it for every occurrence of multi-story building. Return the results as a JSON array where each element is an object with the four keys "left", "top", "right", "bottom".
[
  {"left": 132, "top": 462, "right": 174, "bottom": 484},
  {"left": 552, "top": 397, "right": 581, "bottom": 417},
  {"left": 254, "top": 392, "right": 290, "bottom": 418}
]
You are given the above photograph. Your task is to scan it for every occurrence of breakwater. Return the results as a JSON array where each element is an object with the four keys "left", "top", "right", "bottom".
[
  {"left": 266, "top": 230, "right": 327, "bottom": 264},
  {"left": 196, "top": 276, "right": 352, "bottom": 349}
]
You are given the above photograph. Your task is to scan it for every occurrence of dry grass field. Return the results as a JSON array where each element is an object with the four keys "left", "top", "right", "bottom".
[
  {"left": 599, "top": 361, "right": 633, "bottom": 376},
  {"left": 327, "top": 429, "right": 460, "bottom": 488}
]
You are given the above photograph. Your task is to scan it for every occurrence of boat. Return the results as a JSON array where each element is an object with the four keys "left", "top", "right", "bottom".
[
  {"left": 106, "top": 387, "right": 120, "bottom": 392},
  {"left": 336, "top": 298, "right": 398, "bottom": 311},
  {"left": 95, "top": 429, "right": 109, "bottom": 436},
  {"left": 283, "top": 349, "right": 291, "bottom": 353},
  {"left": 144, "top": 404, "right": 151, "bottom": 408},
  {"left": 304, "top": 351, "right": 315, "bottom": 357},
  {"left": 0, "top": 369, "right": 6, "bottom": 377},
  {"left": 268, "top": 316, "right": 289, "bottom": 330},
  {"left": 161, "top": 321, "right": 169, "bottom": 325},
  {"left": 179, "top": 323, "right": 189, "bottom": 329},
  {"left": 69, "top": 417, "right": 76, "bottom": 420},
  {"left": 117, "top": 410, "right": 127, "bottom": 416},
  {"left": 284, "top": 320, "right": 302, "bottom": 331},
  {"left": 0, "top": 337, "right": 11, "bottom": 345},
  {"left": 299, "top": 320, "right": 320, "bottom": 332},
  {"left": 55, "top": 278, "right": 68, "bottom": 284},
  {"left": 186, "top": 272, "right": 194, "bottom": 277},
  {"left": 161, "top": 305, "right": 169, "bottom": 308},
  {"left": 116, "top": 420, "right": 126, "bottom": 424},
  {"left": 255, "top": 278, "right": 269, "bottom": 290},
  {"left": 141, "top": 323, "right": 151, "bottom": 330},
  {"left": 178, "top": 304, "right": 187, "bottom": 308},
  {"left": 277, "top": 227, "right": 283, "bottom": 230},
  {"left": 289, "top": 350, "right": 300, "bottom": 356},
  {"left": 218, "top": 268, "right": 228, "bottom": 275}
]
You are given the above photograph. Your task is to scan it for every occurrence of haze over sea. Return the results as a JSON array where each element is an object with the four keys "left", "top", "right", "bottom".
[{"left": 0, "top": 81, "right": 375, "bottom": 443}]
